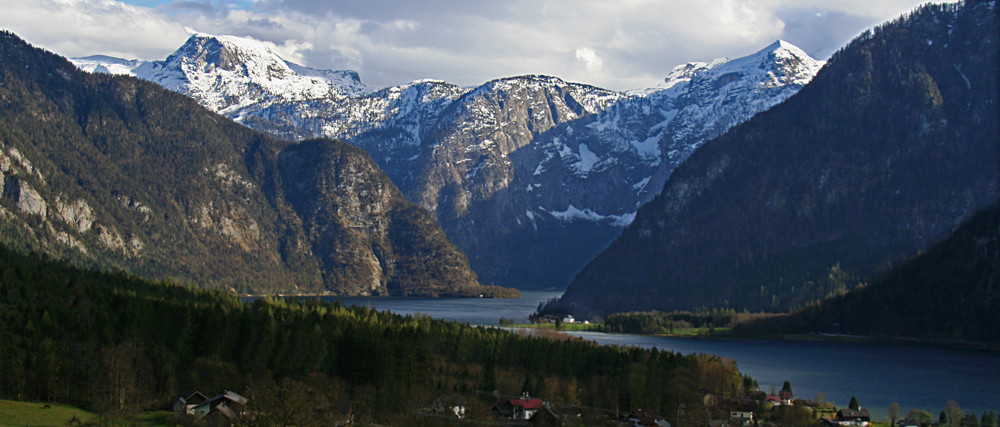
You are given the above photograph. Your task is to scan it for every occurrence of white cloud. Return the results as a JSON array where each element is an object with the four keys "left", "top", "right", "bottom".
[
  {"left": 575, "top": 47, "right": 603, "bottom": 73},
  {"left": 0, "top": 0, "right": 941, "bottom": 91},
  {"left": 0, "top": 0, "right": 190, "bottom": 59}
]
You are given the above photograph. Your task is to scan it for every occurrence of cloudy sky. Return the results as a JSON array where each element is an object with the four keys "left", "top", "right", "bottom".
[{"left": 2, "top": 0, "right": 938, "bottom": 91}]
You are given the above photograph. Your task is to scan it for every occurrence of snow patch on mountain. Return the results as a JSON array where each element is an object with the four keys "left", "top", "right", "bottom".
[
  {"left": 542, "top": 204, "right": 636, "bottom": 227},
  {"left": 73, "top": 55, "right": 145, "bottom": 75}
]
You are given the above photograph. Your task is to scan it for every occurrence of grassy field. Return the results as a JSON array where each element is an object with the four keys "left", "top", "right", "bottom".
[
  {"left": 660, "top": 327, "right": 732, "bottom": 337},
  {"left": 0, "top": 401, "right": 176, "bottom": 427},
  {"left": 0, "top": 399, "right": 96, "bottom": 426}
]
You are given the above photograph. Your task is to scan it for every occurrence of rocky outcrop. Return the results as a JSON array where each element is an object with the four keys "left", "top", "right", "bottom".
[
  {"left": 4, "top": 176, "right": 47, "bottom": 218},
  {"left": 55, "top": 198, "right": 94, "bottom": 233}
]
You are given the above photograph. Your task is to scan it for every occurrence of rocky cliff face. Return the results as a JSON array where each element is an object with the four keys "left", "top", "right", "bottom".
[
  {"left": 278, "top": 139, "right": 486, "bottom": 296},
  {"left": 557, "top": 0, "right": 999, "bottom": 313},
  {"left": 74, "top": 35, "right": 822, "bottom": 289},
  {"left": 0, "top": 30, "right": 501, "bottom": 297}
]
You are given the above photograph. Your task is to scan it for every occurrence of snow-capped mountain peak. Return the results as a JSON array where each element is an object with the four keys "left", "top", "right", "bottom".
[
  {"left": 537, "top": 39, "right": 823, "bottom": 216},
  {"left": 140, "top": 33, "right": 370, "bottom": 115},
  {"left": 72, "top": 33, "right": 369, "bottom": 117},
  {"left": 661, "top": 57, "right": 729, "bottom": 91},
  {"left": 717, "top": 40, "right": 825, "bottom": 87}
]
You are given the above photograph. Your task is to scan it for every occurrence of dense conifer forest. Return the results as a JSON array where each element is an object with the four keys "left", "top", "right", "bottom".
[{"left": 0, "top": 243, "right": 752, "bottom": 425}]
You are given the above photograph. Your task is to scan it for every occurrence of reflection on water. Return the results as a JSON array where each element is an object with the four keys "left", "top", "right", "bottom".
[
  {"left": 326, "top": 292, "right": 1000, "bottom": 420},
  {"left": 327, "top": 291, "right": 561, "bottom": 325}
]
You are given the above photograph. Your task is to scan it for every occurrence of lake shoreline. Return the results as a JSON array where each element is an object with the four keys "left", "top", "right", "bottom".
[
  {"left": 720, "top": 331, "right": 1000, "bottom": 353},
  {"left": 324, "top": 292, "right": 1000, "bottom": 419},
  {"left": 510, "top": 322, "right": 1000, "bottom": 353}
]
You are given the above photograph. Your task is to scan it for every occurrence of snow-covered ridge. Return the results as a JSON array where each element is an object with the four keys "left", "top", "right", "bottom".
[
  {"left": 73, "top": 55, "right": 145, "bottom": 75},
  {"left": 72, "top": 33, "right": 369, "bottom": 117},
  {"left": 520, "top": 39, "right": 823, "bottom": 230},
  {"left": 72, "top": 35, "right": 822, "bottom": 229}
]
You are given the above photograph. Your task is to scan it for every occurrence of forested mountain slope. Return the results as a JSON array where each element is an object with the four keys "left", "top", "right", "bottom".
[
  {"left": 558, "top": 0, "right": 999, "bottom": 313},
  {"left": 0, "top": 31, "right": 505, "bottom": 297},
  {"left": 735, "top": 197, "right": 1000, "bottom": 343}
]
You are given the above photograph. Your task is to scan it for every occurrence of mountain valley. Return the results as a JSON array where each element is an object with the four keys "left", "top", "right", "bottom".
[{"left": 74, "top": 35, "right": 823, "bottom": 289}]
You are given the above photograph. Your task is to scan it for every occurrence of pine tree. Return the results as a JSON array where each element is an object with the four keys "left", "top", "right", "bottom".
[{"left": 982, "top": 411, "right": 997, "bottom": 427}]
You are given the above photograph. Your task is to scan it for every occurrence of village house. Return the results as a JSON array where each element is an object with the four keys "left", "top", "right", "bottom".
[
  {"left": 492, "top": 392, "right": 561, "bottom": 426},
  {"left": 819, "top": 408, "right": 872, "bottom": 426},
  {"left": 836, "top": 408, "right": 872, "bottom": 426},
  {"left": 729, "top": 410, "right": 754, "bottom": 426},
  {"left": 173, "top": 390, "right": 207, "bottom": 415},
  {"left": 897, "top": 417, "right": 924, "bottom": 427},
  {"left": 174, "top": 390, "right": 248, "bottom": 426},
  {"left": 623, "top": 409, "right": 671, "bottom": 426}
]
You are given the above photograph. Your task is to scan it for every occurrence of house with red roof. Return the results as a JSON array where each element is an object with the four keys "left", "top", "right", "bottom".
[
  {"left": 509, "top": 395, "right": 545, "bottom": 420},
  {"left": 492, "top": 392, "right": 561, "bottom": 426}
]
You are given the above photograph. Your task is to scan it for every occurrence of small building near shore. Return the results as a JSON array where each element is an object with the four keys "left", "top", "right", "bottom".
[{"left": 834, "top": 408, "right": 872, "bottom": 426}]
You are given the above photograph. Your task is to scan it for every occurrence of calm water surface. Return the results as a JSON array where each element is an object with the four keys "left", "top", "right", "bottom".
[
  {"left": 328, "top": 292, "right": 1000, "bottom": 420},
  {"left": 328, "top": 291, "right": 561, "bottom": 325},
  {"left": 563, "top": 331, "right": 1000, "bottom": 420}
]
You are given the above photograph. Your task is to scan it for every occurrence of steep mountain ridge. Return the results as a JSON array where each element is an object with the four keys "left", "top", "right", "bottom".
[
  {"left": 0, "top": 30, "right": 505, "bottom": 297},
  {"left": 73, "top": 35, "right": 823, "bottom": 289},
  {"left": 557, "top": 0, "right": 999, "bottom": 313}
]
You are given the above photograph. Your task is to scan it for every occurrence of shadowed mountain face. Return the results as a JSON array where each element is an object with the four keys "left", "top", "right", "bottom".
[
  {"left": 0, "top": 31, "right": 508, "bottom": 297},
  {"left": 735, "top": 197, "right": 1000, "bottom": 343},
  {"left": 557, "top": 0, "right": 999, "bottom": 313},
  {"left": 74, "top": 36, "right": 822, "bottom": 289}
]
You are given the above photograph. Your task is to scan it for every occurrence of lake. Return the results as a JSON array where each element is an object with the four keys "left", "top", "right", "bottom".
[
  {"left": 329, "top": 292, "right": 1000, "bottom": 420},
  {"left": 328, "top": 290, "right": 563, "bottom": 325}
]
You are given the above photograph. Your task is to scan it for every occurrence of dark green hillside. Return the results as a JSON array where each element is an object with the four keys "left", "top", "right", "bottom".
[
  {"left": 735, "top": 198, "right": 1000, "bottom": 343},
  {"left": 0, "top": 30, "right": 304, "bottom": 290},
  {"left": 0, "top": 244, "right": 748, "bottom": 424},
  {"left": 0, "top": 30, "right": 503, "bottom": 296},
  {"left": 557, "top": 0, "right": 998, "bottom": 314}
]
